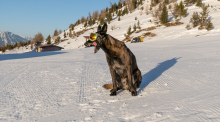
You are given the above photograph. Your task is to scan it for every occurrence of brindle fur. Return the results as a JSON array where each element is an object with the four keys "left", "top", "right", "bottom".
[{"left": 84, "top": 23, "right": 142, "bottom": 96}]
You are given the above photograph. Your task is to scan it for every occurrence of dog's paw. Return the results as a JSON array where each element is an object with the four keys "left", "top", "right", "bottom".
[
  {"left": 110, "top": 91, "right": 117, "bottom": 96},
  {"left": 131, "top": 91, "right": 137, "bottom": 96}
]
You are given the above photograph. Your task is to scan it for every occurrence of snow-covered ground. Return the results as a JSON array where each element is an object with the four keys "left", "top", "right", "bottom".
[
  {"left": 1, "top": 0, "right": 220, "bottom": 121},
  {"left": 1, "top": 34, "right": 220, "bottom": 122}
]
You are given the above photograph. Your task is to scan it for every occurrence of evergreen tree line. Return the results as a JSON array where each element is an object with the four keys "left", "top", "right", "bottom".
[
  {"left": 1, "top": 40, "right": 34, "bottom": 53},
  {"left": 73, "top": 0, "right": 143, "bottom": 27}
]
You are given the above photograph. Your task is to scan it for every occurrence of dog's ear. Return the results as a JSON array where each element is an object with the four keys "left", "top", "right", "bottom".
[
  {"left": 101, "top": 22, "right": 107, "bottom": 34},
  {"left": 97, "top": 25, "right": 101, "bottom": 32}
]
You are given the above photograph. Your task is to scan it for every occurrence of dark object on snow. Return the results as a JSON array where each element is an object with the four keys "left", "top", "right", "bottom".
[
  {"left": 84, "top": 22, "right": 142, "bottom": 96},
  {"left": 131, "top": 37, "right": 143, "bottom": 43}
]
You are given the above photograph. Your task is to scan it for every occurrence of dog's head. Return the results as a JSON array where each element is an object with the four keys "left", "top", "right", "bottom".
[{"left": 84, "top": 22, "right": 110, "bottom": 53}]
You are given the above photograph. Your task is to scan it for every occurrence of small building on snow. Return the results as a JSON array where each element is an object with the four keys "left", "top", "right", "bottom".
[{"left": 35, "top": 44, "right": 64, "bottom": 52}]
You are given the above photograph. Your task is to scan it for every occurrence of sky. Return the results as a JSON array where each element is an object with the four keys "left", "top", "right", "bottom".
[{"left": 0, "top": 0, "right": 120, "bottom": 38}]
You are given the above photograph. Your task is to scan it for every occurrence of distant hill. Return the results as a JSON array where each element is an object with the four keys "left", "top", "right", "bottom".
[{"left": 0, "top": 31, "right": 32, "bottom": 46}]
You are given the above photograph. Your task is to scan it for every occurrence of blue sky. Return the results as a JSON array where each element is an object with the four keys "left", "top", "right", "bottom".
[{"left": 0, "top": 0, "right": 119, "bottom": 38}]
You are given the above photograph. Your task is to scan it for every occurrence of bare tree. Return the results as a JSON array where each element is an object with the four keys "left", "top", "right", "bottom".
[
  {"left": 88, "top": 12, "right": 91, "bottom": 19},
  {"left": 129, "top": 3, "right": 135, "bottom": 13},
  {"left": 30, "top": 40, "right": 34, "bottom": 51},
  {"left": 152, "top": 7, "right": 161, "bottom": 24},
  {"left": 92, "top": 10, "right": 99, "bottom": 20},
  {"left": 59, "top": 29, "right": 62, "bottom": 34},
  {"left": 172, "top": 3, "right": 178, "bottom": 15},
  {"left": 100, "top": 9, "right": 107, "bottom": 19},
  {"left": 81, "top": 16, "right": 86, "bottom": 23},
  {"left": 34, "top": 32, "right": 44, "bottom": 44},
  {"left": 119, "top": 0, "right": 124, "bottom": 4}
]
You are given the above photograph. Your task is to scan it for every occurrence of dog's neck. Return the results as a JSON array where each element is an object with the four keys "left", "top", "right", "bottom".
[{"left": 101, "top": 35, "right": 123, "bottom": 58}]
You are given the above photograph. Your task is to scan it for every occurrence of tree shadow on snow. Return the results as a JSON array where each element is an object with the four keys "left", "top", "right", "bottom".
[
  {"left": 0, "top": 51, "right": 66, "bottom": 61},
  {"left": 138, "top": 57, "right": 181, "bottom": 94}
]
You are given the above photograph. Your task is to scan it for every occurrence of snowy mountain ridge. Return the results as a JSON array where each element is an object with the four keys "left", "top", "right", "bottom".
[{"left": 0, "top": 31, "right": 32, "bottom": 46}]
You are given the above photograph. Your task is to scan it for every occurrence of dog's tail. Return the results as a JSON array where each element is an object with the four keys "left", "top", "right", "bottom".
[{"left": 103, "top": 84, "right": 113, "bottom": 89}]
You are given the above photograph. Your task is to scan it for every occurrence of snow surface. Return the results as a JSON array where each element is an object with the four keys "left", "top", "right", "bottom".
[{"left": 1, "top": 0, "right": 220, "bottom": 121}]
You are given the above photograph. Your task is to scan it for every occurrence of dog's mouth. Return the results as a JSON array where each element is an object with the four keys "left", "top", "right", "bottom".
[{"left": 91, "top": 42, "right": 100, "bottom": 53}]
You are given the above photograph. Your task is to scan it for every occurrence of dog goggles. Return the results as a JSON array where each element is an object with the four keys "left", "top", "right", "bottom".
[{"left": 89, "top": 33, "right": 98, "bottom": 41}]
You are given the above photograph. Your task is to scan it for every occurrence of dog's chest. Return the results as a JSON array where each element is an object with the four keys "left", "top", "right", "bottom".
[{"left": 112, "top": 60, "right": 126, "bottom": 75}]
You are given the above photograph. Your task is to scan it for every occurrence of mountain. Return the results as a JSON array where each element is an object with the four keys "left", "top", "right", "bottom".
[{"left": 0, "top": 31, "right": 32, "bottom": 46}]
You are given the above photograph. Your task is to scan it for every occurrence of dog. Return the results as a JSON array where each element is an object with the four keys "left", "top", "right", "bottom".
[{"left": 84, "top": 23, "right": 142, "bottom": 96}]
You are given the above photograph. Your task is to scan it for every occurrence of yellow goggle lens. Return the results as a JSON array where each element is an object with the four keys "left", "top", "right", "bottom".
[{"left": 90, "top": 33, "right": 97, "bottom": 41}]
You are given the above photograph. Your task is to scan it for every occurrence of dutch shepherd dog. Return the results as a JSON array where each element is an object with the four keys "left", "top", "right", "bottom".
[{"left": 84, "top": 23, "right": 142, "bottom": 96}]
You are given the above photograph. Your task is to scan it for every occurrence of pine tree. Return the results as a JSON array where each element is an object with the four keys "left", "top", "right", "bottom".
[
  {"left": 118, "top": 1, "right": 122, "bottom": 9},
  {"left": 127, "top": 26, "right": 131, "bottom": 35},
  {"left": 125, "top": 6, "right": 128, "bottom": 14},
  {"left": 17, "top": 42, "right": 21, "bottom": 50},
  {"left": 133, "top": 23, "right": 137, "bottom": 31},
  {"left": 122, "top": 9, "right": 125, "bottom": 16},
  {"left": 200, "top": 4, "right": 209, "bottom": 26},
  {"left": 118, "top": 16, "right": 121, "bottom": 21},
  {"left": 196, "top": 0, "right": 202, "bottom": 7},
  {"left": 182, "top": 9, "right": 187, "bottom": 17},
  {"left": 1, "top": 43, "right": 6, "bottom": 54},
  {"left": 69, "top": 29, "right": 73, "bottom": 37},
  {"left": 54, "top": 29, "right": 58, "bottom": 36},
  {"left": 69, "top": 24, "right": 74, "bottom": 30},
  {"left": 205, "top": 19, "right": 213, "bottom": 31},
  {"left": 190, "top": 12, "right": 200, "bottom": 27},
  {"left": 140, "top": 0, "right": 143, "bottom": 5},
  {"left": 46, "top": 35, "right": 51, "bottom": 44},
  {"left": 92, "top": 19, "right": 96, "bottom": 25},
  {"left": 84, "top": 21, "right": 87, "bottom": 28},
  {"left": 179, "top": 1, "right": 185, "bottom": 12},
  {"left": 88, "top": 18, "right": 92, "bottom": 26},
  {"left": 164, "top": 0, "right": 169, "bottom": 4},
  {"left": 184, "top": 0, "right": 190, "bottom": 6},
  {"left": 108, "top": 12, "right": 112, "bottom": 24},
  {"left": 160, "top": 4, "right": 168, "bottom": 24},
  {"left": 55, "top": 36, "right": 61, "bottom": 44},
  {"left": 64, "top": 32, "right": 66, "bottom": 38},
  {"left": 118, "top": 10, "right": 121, "bottom": 16},
  {"left": 137, "top": 20, "right": 141, "bottom": 29}
]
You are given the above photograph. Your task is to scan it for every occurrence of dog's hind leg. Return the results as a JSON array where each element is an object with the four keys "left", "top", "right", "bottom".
[
  {"left": 127, "top": 66, "right": 137, "bottom": 96},
  {"left": 134, "top": 69, "right": 142, "bottom": 88}
]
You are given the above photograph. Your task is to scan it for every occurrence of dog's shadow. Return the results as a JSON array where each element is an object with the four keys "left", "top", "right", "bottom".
[{"left": 138, "top": 57, "right": 181, "bottom": 94}]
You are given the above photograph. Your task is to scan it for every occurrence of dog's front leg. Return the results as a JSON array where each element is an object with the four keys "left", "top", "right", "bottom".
[
  {"left": 127, "top": 66, "right": 137, "bottom": 96},
  {"left": 109, "top": 67, "right": 117, "bottom": 96}
]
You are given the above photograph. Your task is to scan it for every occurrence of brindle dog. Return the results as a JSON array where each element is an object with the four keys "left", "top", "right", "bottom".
[{"left": 84, "top": 23, "right": 142, "bottom": 96}]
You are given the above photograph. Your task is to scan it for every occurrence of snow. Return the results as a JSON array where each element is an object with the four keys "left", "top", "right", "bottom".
[{"left": 1, "top": 0, "right": 220, "bottom": 121}]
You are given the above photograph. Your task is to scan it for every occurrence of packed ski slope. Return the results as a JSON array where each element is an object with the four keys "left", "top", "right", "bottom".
[
  {"left": 1, "top": 0, "right": 220, "bottom": 121},
  {"left": 1, "top": 34, "right": 220, "bottom": 122}
]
